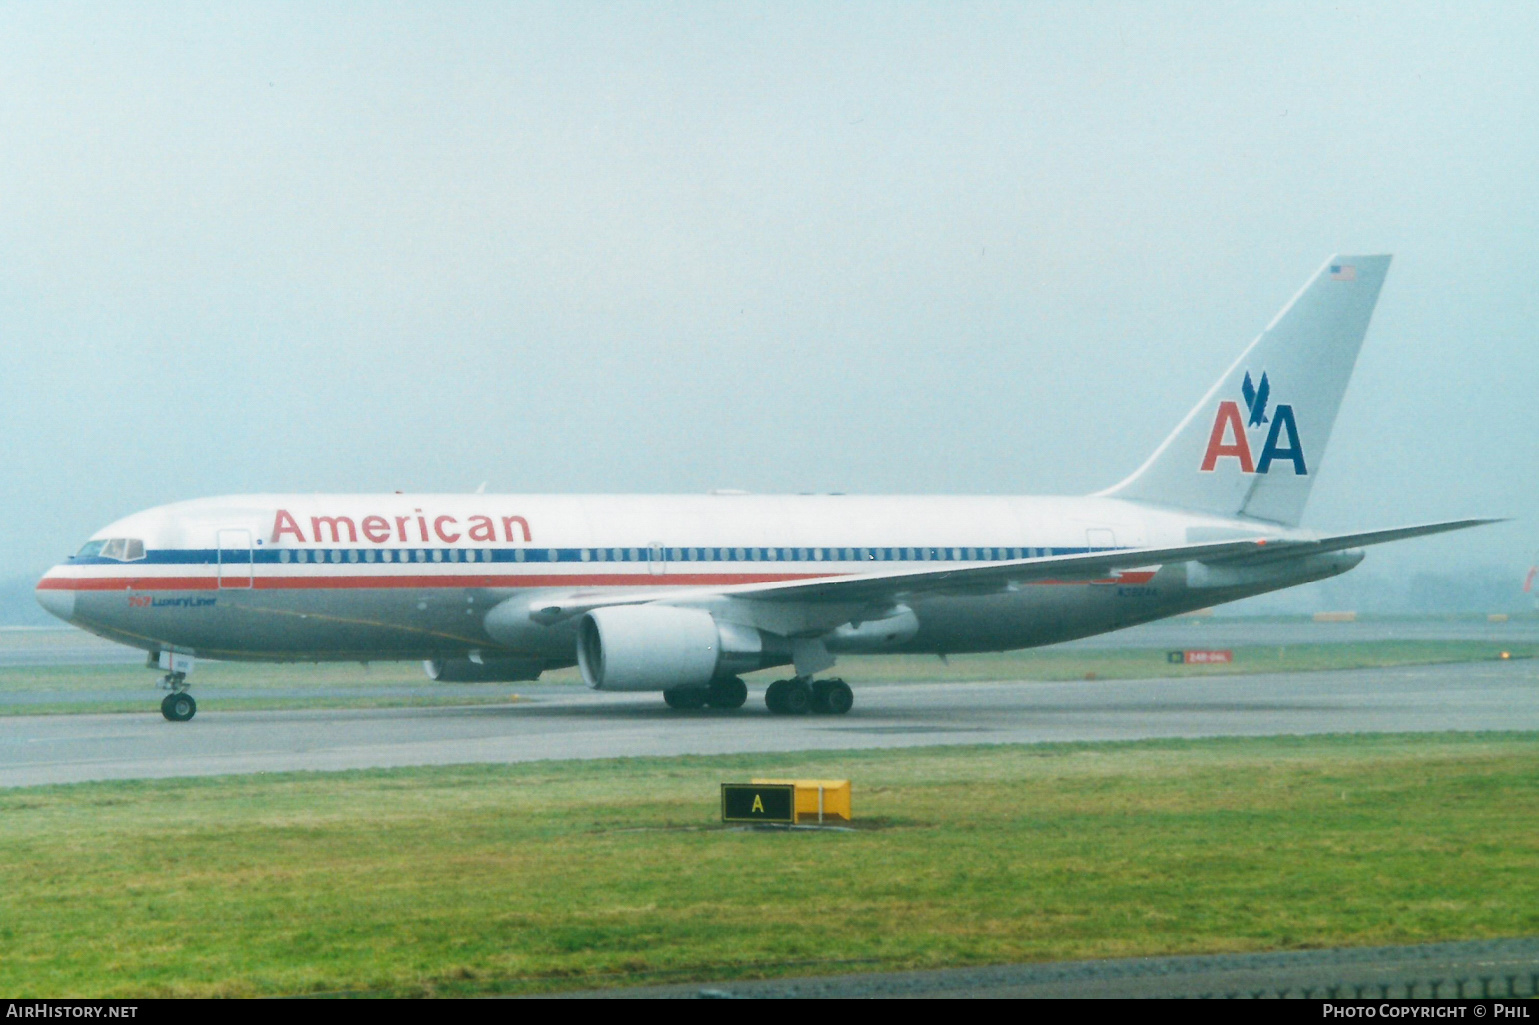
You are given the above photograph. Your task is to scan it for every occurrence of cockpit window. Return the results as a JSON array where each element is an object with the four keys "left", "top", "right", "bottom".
[
  {"left": 75, "top": 540, "right": 106, "bottom": 559},
  {"left": 92, "top": 538, "right": 147, "bottom": 562}
]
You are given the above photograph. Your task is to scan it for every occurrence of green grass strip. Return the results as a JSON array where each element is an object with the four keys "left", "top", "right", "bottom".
[{"left": 1, "top": 731, "right": 1536, "bottom": 996}]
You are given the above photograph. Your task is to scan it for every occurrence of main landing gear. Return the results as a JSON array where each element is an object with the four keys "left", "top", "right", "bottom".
[
  {"left": 765, "top": 677, "right": 853, "bottom": 716},
  {"left": 159, "top": 672, "right": 196, "bottom": 721},
  {"left": 663, "top": 675, "right": 749, "bottom": 711}
]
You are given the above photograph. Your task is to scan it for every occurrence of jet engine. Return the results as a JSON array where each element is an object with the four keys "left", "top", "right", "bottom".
[{"left": 576, "top": 605, "right": 791, "bottom": 690}]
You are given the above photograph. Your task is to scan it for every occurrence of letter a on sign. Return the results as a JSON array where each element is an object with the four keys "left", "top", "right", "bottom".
[{"left": 721, "top": 783, "right": 795, "bottom": 823}]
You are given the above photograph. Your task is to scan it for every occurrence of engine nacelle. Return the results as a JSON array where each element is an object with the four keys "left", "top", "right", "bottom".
[
  {"left": 577, "top": 605, "right": 724, "bottom": 691},
  {"left": 424, "top": 657, "right": 545, "bottom": 682}
]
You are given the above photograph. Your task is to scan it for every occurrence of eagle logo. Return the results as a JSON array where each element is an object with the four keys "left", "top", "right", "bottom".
[{"left": 1241, "top": 371, "right": 1270, "bottom": 427}]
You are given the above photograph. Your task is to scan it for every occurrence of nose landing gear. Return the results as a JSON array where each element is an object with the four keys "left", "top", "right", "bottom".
[{"left": 159, "top": 672, "right": 196, "bottom": 721}]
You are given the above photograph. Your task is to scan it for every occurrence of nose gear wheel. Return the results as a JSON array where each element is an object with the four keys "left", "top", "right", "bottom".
[{"left": 161, "top": 692, "right": 197, "bottom": 722}]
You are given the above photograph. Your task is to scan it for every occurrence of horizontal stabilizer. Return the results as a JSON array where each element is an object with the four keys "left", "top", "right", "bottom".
[{"left": 1206, "top": 518, "right": 1505, "bottom": 566}]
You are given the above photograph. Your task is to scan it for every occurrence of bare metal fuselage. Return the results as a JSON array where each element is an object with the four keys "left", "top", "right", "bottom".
[{"left": 36, "top": 493, "right": 1361, "bottom": 675}]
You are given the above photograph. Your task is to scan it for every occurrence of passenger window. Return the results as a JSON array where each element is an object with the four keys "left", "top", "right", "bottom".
[
  {"left": 330, "top": 550, "right": 342, "bottom": 564},
  {"left": 514, "top": 549, "right": 525, "bottom": 562},
  {"left": 279, "top": 550, "right": 291, "bottom": 564},
  {"left": 347, "top": 550, "right": 359, "bottom": 563}
]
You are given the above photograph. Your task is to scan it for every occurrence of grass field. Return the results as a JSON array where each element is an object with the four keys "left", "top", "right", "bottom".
[
  {"left": 1, "top": 636, "right": 1533, "bottom": 716},
  {"left": 2, "top": 731, "right": 1536, "bottom": 996}
]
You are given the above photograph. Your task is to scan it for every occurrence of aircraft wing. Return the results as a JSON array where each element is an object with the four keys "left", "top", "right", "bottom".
[
  {"left": 525, "top": 518, "right": 1499, "bottom": 625},
  {"left": 526, "top": 535, "right": 1280, "bottom": 623}
]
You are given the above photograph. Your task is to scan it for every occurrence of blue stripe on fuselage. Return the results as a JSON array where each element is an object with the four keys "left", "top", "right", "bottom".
[{"left": 67, "top": 544, "right": 1122, "bottom": 567}]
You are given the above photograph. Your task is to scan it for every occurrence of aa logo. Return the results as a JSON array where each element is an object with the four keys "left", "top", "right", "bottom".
[{"left": 1199, "top": 371, "right": 1307, "bottom": 475}]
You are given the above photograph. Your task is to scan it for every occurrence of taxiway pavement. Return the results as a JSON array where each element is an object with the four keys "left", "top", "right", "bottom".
[{"left": 2, "top": 658, "right": 1535, "bottom": 788}]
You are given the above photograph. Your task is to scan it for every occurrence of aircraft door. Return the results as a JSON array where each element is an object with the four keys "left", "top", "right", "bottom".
[
  {"left": 217, "top": 528, "right": 254, "bottom": 589},
  {"left": 648, "top": 542, "right": 665, "bottom": 576}
]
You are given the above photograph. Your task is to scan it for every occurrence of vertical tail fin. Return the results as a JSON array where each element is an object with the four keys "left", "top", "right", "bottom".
[{"left": 1101, "top": 254, "right": 1391, "bottom": 526}]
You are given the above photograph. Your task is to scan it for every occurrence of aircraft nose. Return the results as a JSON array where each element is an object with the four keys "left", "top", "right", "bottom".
[{"left": 35, "top": 571, "right": 77, "bottom": 623}]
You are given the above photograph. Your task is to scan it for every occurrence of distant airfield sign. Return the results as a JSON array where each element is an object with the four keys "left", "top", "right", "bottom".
[
  {"left": 1168, "top": 649, "right": 1233, "bottom": 664},
  {"left": 721, "top": 783, "right": 796, "bottom": 824}
]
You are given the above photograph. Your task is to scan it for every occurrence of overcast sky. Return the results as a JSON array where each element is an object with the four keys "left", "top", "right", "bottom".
[{"left": 1, "top": 2, "right": 1534, "bottom": 581}]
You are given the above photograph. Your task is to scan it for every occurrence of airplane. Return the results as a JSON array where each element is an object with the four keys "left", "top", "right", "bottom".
[{"left": 36, "top": 254, "right": 1496, "bottom": 721}]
